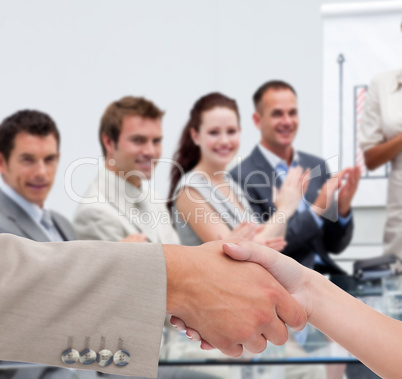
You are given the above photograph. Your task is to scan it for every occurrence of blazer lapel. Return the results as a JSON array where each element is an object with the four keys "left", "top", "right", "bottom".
[
  {"left": 0, "top": 189, "right": 50, "bottom": 242},
  {"left": 51, "top": 212, "right": 74, "bottom": 241},
  {"left": 249, "top": 146, "right": 276, "bottom": 201}
]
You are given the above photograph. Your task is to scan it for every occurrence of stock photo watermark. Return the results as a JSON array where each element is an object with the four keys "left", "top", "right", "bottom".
[{"left": 64, "top": 155, "right": 343, "bottom": 226}]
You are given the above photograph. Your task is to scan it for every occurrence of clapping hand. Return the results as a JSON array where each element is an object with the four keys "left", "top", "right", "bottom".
[{"left": 275, "top": 166, "right": 310, "bottom": 219}]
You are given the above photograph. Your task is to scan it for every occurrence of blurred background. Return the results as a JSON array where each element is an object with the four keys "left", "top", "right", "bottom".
[{"left": 0, "top": 0, "right": 398, "bottom": 272}]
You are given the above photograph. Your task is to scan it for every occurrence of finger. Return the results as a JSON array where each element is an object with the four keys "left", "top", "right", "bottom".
[
  {"left": 170, "top": 316, "right": 186, "bottom": 331},
  {"left": 231, "top": 222, "right": 246, "bottom": 237},
  {"left": 265, "top": 237, "right": 285, "bottom": 244},
  {"left": 223, "top": 242, "right": 254, "bottom": 262},
  {"left": 234, "top": 225, "right": 248, "bottom": 238},
  {"left": 264, "top": 238, "right": 286, "bottom": 250},
  {"left": 255, "top": 224, "right": 265, "bottom": 234},
  {"left": 267, "top": 242, "right": 287, "bottom": 252},
  {"left": 353, "top": 166, "right": 361, "bottom": 183},
  {"left": 200, "top": 340, "right": 216, "bottom": 350},
  {"left": 223, "top": 241, "right": 294, "bottom": 287},
  {"left": 355, "top": 165, "right": 362, "bottom": 178},
  {"left": 275, "top": 291, "right": 307, "bottom": 332},
  {"left": 302, "top": 168, "right": 310, "bottom": 193},
  {"left": 267, "top": 243, "right": 286, "bottom": 251},
  {"left": 238, "top": 223, "right": 257, "bottom": 239},
  {"left": 286, "top": 166, "right": 302, "bottom": 186},
  {"left": 223, "top": 242, "right": 307, "bottom": 331},
  {"left": 337, "top": 169, "right": 348, "bottom": 185},
  {"left": 243, "top": 334, "right": 268, "bottom": 354},
  {"left": 186, "top": 328, "right": 202, "bottom": 342},
  {"left": 284, "top": 167, "right": 295, "bottom": 185},
  {"left": 261, "top": 316, "right": 289, "bottom": 346},
  {"left": 250, "top": 224, "right": 262, "bottom": 240},
  {"left": 219, "top": 343, "right": 244, "bottom": 358},
  {"left": 327, "top": 176, "right": 341, "bottom": 194}
]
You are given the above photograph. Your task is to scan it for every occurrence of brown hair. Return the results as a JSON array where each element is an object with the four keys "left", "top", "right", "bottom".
[
  {"left": 167, "top": 92, "right": 239, "bottom": 210},
  {"left": 253, "top": 80, "right": 297, "bottom": 113},
  {"left": 0, "top": 110, "right": 60, "bottom": 161},
  {"left": 99, "top": 96, "right": 164, "bottom": 155}
]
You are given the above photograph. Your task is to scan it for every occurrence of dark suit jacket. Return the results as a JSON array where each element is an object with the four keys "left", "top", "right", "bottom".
[
  {"left": 0, "top": 189, "right": 76, "bottom": 241},
  {"left": 230, "top": 146, "right": 353, "bottom": 274}
]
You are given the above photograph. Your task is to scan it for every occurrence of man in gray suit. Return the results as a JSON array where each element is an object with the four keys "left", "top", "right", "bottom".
[
  {"left": 0, "top": 110, "right": 75, "bottom": 378},
  {"left": 231, "top": 80, "right": 360, "bottom": 274},
  {"left": 0, "top": 110, "right": 75, "bottom": 242}
]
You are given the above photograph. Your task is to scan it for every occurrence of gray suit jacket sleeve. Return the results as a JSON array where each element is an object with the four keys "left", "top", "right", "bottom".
[{"left": 0, "top": 234, "right": 166, "bottom": 378}]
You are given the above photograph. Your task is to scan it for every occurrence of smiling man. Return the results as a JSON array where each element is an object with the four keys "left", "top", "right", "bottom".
[
  {"left": 231, "top": 80, "right": 360, "bottom": 274},
  {"left": 0, "top": 110, "right": 76, "bottom": 242},
  {"left": 74, "top": 96, "right": 179, "bottom": 244}
]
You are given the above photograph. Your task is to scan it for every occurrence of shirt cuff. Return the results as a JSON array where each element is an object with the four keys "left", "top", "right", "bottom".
[
  {"left": 308, "top": 208, "right": 324, "bottom": 229},
  {"left": 338, "top": 211, "right": 352, "bottom": 227}
]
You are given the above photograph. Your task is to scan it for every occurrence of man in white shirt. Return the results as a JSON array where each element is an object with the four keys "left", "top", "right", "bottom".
[
  {"left": 74, "top": 96, "right": 179, "bottom": 244},
  {"left": 0, "top": 109, "right": 75, "bottom": 242}
]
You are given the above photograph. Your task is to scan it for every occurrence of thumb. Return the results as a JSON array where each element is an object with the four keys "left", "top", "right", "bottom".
[
  {"left": 222, "top": 241, "right": 306, "bottom": 295},
  {"left": 223, "top": 242, "right": 272, "bottom": 271},
  {"left": 223, "top": 241, "right": 307, "bottom": 332}
]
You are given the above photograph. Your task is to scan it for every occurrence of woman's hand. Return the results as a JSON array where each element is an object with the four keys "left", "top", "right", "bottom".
[
  {"left": 252, "top": 236, "right": 287, "bottom": 251},
  {"left": 120, "top": 233, "right": 148, "bottom": 243},
  {"left": 220, "top": 222, "right": 264, "bottom": 241}
]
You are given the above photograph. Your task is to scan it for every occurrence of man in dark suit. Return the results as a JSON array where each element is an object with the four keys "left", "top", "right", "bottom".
[
  {"left": 0, "top": 109, "right": 75, "bottom": 241},
  {"left": 231, "top": 80, "right": 360, "bottom": 274}
]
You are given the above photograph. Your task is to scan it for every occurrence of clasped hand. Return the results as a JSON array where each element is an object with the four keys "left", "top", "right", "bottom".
[{"left": 165, "top": 240, "right": 309, "bottom": 356}]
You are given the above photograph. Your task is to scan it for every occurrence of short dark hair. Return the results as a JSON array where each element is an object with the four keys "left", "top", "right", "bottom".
[
  {"left": 0, "top": 110, "right": 60, "bottom": 161},
  {"left": 99, "top": 96, "right": 165, "bottom": 156},
  {"left": 253, "top": 80, "right": 297, "bottom": 113}
]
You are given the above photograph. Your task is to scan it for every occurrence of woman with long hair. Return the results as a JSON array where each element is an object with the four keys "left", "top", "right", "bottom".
[{"left": 168, "top": 92, "right": 308, "bottom": 247}]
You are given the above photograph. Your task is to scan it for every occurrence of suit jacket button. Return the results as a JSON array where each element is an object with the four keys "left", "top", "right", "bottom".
[
  {"left": 61, "top": 348, "right": 79, "bottom": 364},
  {"left": 97, "top": 349, "right": 113, "bottom": 367},
  {"left": 79, "top": 348, "right": 96, "bottom": 365},
  {"left": 113, "top": 349, "right": 130, "bottom": 366}
]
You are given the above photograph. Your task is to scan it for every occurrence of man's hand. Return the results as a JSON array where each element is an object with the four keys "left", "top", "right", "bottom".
[
  {"left": 275, "top": 166, "right": 310, "bottom": 217},
  {"left": 337, "top": 166, "right": 361, "bottom": 217},
  {"left": 120, "top": 233, "right": 148, "bottom": 243},
  {"left": 311, "top": 172, "right": 342, "bottom": 217},
  {"left": 311, "top": 166, "right": 360, "bottom": 218},
  {"left": 164, "top": 241, "right": 307, "bottom": 357}
]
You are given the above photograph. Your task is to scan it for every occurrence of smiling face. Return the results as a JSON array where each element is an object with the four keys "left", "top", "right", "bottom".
[
  {"left": 253, "top": 88, "right": 298, "bottom": 160},
  {"left": 102, "top": 114, "right": 162, "bottom": 186},
  {"left": 0, "top": 132, "right": 60, "bottom": 208},
  {"left": 191, "top": 107, "right": 240, "bottom": 170}
]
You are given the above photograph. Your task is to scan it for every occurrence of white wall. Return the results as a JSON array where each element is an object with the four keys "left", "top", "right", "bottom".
[{"left": 0, "top": 0, "right": 388, "bottom": 267}]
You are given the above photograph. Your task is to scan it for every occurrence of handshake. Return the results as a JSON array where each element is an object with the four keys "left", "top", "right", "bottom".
[
  {"left": 164, "top": 241, "right": 399, "bottom": 379},
  {"left": 164, "top": 239, "right": 313, "bottom": 357}
]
